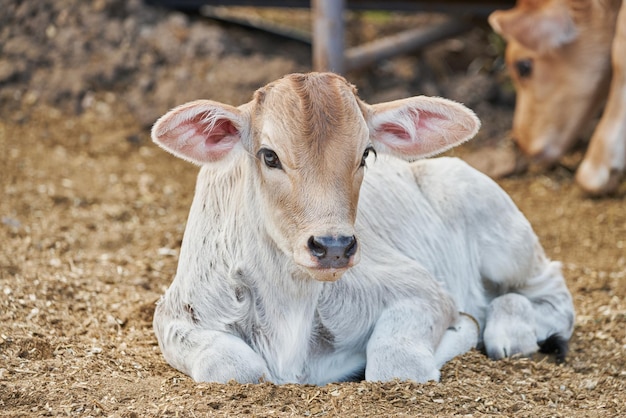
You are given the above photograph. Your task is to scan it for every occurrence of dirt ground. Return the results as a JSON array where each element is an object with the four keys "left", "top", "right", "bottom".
[{"left": 1, "top": 1, "right": 625, "bottom": 417}]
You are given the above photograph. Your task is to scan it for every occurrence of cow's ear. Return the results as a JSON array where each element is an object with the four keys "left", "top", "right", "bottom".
[
  {"left": 489, "top": 4, "right": 578, "bottom": 52},
  {"left": 152, "top": 100, "right": 245, "bottom": 165},
  {"left": 367, "top": 96, "right": 480, "bottom": 160}
]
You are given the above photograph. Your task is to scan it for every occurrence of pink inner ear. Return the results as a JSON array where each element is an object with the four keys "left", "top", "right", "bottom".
[
  {"left": 168, "top": 113, "right": 240, "bottom": 163},
  {"left": 200, "top": 116, "right": 239, "bottom": 146},
  {"left": 416, "top": 110, "right": 448, "bottom": 134},
  {"left": 379, "top": 110, "right": 447, "bottom": 141},
  {"left": 379, "top": 123, "right": 411, "bottom": 140},
  {"left": 153, "top": 101, "right": 244, "bottom": 164}
]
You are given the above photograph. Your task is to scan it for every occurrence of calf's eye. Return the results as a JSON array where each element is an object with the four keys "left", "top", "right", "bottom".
[
  {"left": 360, "top": 146, "right": 377, "bottom": 168},
  {"left": 514, "top": 59, "right": 533, "bottom": 79},
  {"left": 258, "top": 148, "right": 282, "bottom": 170}
]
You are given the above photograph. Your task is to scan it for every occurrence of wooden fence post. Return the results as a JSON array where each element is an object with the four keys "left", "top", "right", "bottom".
[{"left": 312, "top": 0, "right": 346, "bottom": 73}]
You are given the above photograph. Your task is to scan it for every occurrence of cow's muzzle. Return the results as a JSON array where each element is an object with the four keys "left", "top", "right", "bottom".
[{"left": 307, "top": 235, "right": 357, "bottom": 269}]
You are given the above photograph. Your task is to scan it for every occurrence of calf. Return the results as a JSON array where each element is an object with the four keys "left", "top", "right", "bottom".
[
  {"left": 151, "top": 72, "right": 574, "bottom": 385},
  {"left": 489, "top": 0, "right": 625, "bottom": 194}
]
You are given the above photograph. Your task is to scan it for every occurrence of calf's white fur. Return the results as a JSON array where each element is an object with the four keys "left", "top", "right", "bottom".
[{"left": 151, "top": 72, "right": 574, "bottom": 384}]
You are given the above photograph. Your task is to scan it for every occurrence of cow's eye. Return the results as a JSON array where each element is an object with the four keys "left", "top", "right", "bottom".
[
  {"left": 360, "top": 146, "right": 377, "bottom": 168},
  {"left": 258, "top": 148, "right": 282, "bottom": 169},
  {"left": 514, "top": 59, "right": 533, "bottom": 79}
]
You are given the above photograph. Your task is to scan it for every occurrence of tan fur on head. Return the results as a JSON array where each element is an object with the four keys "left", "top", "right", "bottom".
[{"left": 152, "top": 72, "right": 480, "bottom": 280}]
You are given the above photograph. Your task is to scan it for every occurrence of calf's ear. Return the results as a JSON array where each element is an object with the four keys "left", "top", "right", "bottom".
[
  {"left": 488, "top": 4, "right": 578, "bottom": 52},
  {"left": 151, "top": 100, "right": 245, "bottom": 165},
  {"left": 367, "top": 96, "right": 480, "bottom": 160}
]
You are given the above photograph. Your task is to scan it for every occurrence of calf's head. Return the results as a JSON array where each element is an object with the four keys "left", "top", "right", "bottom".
[
  {"left": 152, "top": 73, "right": 479, "bottom": 282},
  {"left": 489, "top": 0, "right": 619, "bottom": 162}
]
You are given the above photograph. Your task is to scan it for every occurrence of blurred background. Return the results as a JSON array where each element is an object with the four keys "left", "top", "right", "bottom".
[{"left": 0, "top": 0, "right": 515, "bottom": 137}]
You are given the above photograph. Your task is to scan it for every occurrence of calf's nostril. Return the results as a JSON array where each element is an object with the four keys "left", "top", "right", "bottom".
[
  {"left": 344, "top": 235, "right": 357, "bottom": 258},
  {"left": 307, "top": 236, "right": 327, "bottom": 258}
]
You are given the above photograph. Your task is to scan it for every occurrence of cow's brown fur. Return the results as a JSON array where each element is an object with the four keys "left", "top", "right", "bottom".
[{"left": 490, "top": 0, "right": 625, "bottom": 194}]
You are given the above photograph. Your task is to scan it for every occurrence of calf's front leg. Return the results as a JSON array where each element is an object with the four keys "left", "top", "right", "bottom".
[
  {"left": 154, "top": 316, "right": 271, "bottom": 383},
  {"left": 365, "top": 298, "right": 472, "bottom": 383}
]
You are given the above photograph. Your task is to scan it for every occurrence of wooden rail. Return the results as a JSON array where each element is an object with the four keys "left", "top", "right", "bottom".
[{"left": 312, "top": 0, "right": 513, "bottom": 73}]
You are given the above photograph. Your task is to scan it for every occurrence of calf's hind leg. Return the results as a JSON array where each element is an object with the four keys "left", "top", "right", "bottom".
[
  {"left": 483, "top": 293, "right": 539, "bottom": 359},
  {"left": 483, "top": 262, "right": 574, "bottom": 362}
]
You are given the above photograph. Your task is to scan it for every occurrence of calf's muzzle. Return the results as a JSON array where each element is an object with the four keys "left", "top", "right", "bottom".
[{"left": 307, "top": 235, "right": 358, "bottom": 269}]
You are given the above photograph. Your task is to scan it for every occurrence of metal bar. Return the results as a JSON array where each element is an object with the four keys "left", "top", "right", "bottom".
[
  {"left": 200, "top": 6, "right": 311, "bottom": 43},
  {"left": 313, "top": 0, "right": 346, "bottom": 73},
  {"left": 344, "top": 18, "right": 473, "bottom": 72}
]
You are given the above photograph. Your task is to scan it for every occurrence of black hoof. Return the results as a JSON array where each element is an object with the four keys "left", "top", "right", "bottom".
[{"left": 539, "top": 334, "right": 569, "bottom": 363}]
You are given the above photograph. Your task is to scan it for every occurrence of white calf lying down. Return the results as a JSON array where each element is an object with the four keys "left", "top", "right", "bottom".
[{"left": 151, "top": 72, "right": 575, "bottom": 385}]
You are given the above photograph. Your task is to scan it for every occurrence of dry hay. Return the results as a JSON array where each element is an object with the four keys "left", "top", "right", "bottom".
[{"left": 1, "top": 99, "right": 624, "bottom": 417}]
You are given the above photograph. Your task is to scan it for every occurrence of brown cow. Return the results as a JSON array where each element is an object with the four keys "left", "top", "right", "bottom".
[{"left": 490, "top": 0, "right": 625, "bottom": 194}]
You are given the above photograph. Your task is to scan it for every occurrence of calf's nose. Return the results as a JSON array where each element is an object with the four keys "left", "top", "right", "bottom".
[{"left": 307, "top": 235, "right": 357, "bottom": 269}]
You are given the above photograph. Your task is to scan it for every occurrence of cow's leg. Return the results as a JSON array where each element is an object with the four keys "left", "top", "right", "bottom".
[
  {"left": 576, "top": 1, "right": 626, "bottom": 194},
  {"left": 518, "top": 260, "right": 574, "bottom": 361},
  {"left": 464, "top": 169, "right": 575, "bottom": 361},
  {"left": 434, "top": 313, "right": 479, "bottom": 368},
  {"left": 483, "top": 260, "right": 574, "bottom": 362},
  {"left": 154, "top": 316, "right": 271, "bottom": 383},
  {"left": 365, "top": 298, "right": 467, "bottom": 383},
  {"left": 483, "top": 293, "right": 539, "bottom": 359}
]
